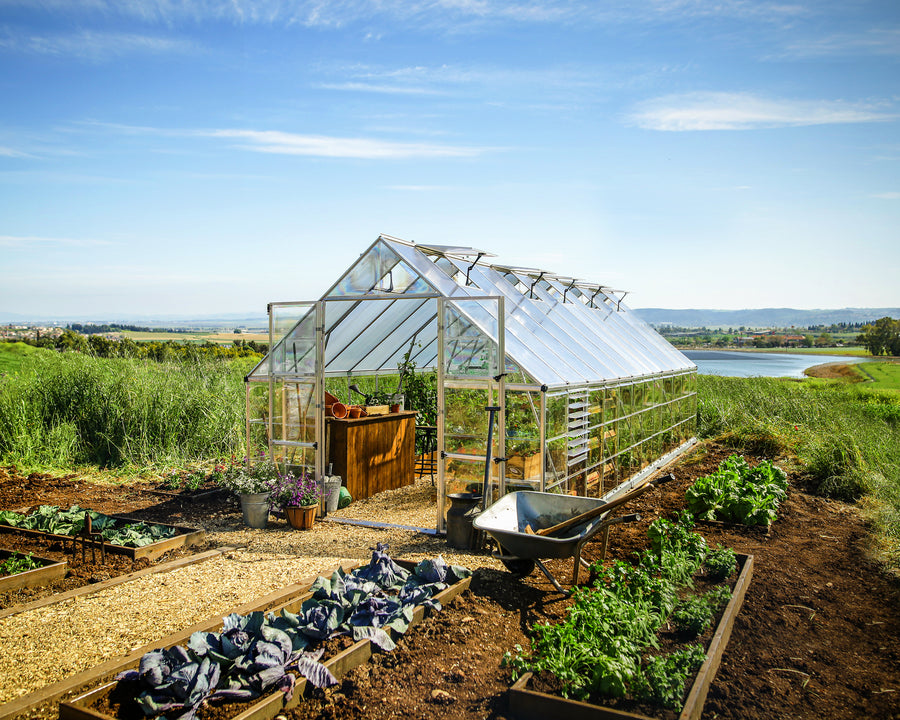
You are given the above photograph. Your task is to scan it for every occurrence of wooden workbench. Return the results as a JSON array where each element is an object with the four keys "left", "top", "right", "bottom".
[{"left": 327, "top": 411, "right": 416, "bottom": 501}]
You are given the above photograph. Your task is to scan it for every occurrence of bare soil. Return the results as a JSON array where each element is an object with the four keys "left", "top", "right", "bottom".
[{"left": 1, "top": 445, "right": 899, "bottom": 720}]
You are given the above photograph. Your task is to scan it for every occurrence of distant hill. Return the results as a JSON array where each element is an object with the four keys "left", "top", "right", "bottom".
[
  {"left": 0, "top": 312, "right": 268, "bottom": 330},
  {"left": 631, "top": 307, "right": 900, "bottom": 329},
  {"left": 4, "top": 307, "right": 898, "bottom": 332}
]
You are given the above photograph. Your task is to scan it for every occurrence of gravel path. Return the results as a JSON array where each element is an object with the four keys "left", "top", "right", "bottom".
[{"left": 0, "top": 474, "right": 500, "bottom": 707}]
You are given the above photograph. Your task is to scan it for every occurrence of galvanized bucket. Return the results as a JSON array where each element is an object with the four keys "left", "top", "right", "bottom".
[
  {"left": 322, "top": 476, "right": 342, "bottom": 514},
  {"left": 240, "top": 492, "right": 270, "bottom": 529}
]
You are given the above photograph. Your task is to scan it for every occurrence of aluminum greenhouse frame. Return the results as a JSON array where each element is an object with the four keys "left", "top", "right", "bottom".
[{"left": 245, "top": 234, "right": 698, "bottom": 532}]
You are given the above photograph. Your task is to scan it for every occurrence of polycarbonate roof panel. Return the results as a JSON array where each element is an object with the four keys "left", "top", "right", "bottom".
[{"left": 255, "top": 235, "right": 693, "bottom": 385}]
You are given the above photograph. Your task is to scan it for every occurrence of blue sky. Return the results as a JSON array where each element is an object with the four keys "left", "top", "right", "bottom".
[{"left": 1, "top": 0, "right": 898, "bottom": 318}]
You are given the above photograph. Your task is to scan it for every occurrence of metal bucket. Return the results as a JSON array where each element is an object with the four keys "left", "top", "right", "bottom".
[
  {"left": 240, "top": 492, "right": 270, "bottom": 529},
  {"left": 321, "top": 476, "right": 342, "bottom": 515},
  {"left": 446, "top": 493, "right": 483, "bottom": 550}
]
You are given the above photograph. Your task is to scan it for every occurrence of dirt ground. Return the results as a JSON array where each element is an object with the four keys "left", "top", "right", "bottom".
[{"left": 1, "top": 444, "right": 899, "bottom": 720}]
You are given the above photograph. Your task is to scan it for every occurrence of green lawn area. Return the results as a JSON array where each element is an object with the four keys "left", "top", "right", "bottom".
[
  {"left": 120, "top": 330, "right": 216, "bottom": 343},
  {"left": 754, "top": 346, "right": 871, "bottom": 357},
  {"left": 0, "top": 342, "right": 50, "bottom": 373},
  {"left": 857, "top": 361, "right": 900, "bottom": 391}
]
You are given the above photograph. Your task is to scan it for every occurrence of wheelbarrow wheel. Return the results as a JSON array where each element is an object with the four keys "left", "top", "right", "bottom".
[{"left": 500, "top": 556, "right": 536, "bottom": 577}]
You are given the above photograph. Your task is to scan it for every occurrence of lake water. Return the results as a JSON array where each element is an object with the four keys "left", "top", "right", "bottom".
[{"left": 682, "top": 350, "right": 865, "bottom": 378}]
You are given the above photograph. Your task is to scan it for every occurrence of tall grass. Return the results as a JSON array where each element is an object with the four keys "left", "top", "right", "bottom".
[
  {"left": 698, "top": 375, "right": 900, "bottom": 569},
  {"left": 0, "top": 351, "right": 253, "bottom": 471}
]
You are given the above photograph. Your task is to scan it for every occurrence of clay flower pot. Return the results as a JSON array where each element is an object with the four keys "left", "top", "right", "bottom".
[
  {"left": 329, "top": 402, "right": 348, "bottom": 419},
  {"left": 348, "top": 406, "right": 362, "bottom": 419}
]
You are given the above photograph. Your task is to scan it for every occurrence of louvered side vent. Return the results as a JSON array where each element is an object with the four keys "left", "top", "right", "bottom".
[{"left": 567, "top": 390, "right": 590, "bottom": 468}]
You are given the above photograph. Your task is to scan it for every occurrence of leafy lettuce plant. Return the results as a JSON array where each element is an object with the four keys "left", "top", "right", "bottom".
[
  {"left": 0, "top": 504, "right": 176, "bottom": 546},
  {"left": 686, "top": 455, "right": 788, "bottom": 526}
]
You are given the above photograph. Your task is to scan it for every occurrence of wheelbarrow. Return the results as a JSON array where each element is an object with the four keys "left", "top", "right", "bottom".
[{"left": 473, "top": 474, "right": 672, "bottom": 593}]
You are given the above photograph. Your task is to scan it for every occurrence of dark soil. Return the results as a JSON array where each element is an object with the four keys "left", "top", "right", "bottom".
[
  {"left": 2, "top": 445, "right": 900, "bottom": 720},
  {"left": 0, "top": 465, "right": 222, "bottom": 609}
]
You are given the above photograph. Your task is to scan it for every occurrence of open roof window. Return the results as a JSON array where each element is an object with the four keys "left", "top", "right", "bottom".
[
  {"left": 420, "top": 244, "right": 495, "bottom": 291},
  {"left": 493, "top": 266, "right": 546, "bottom": 302}
]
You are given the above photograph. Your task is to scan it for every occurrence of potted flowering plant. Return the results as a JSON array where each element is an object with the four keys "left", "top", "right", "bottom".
[
  {"left": 269, "top": 470, "right": 322, "bottom": 530},
  {"left": 218, "top": 458, "right": 281, "bottom": 529}
]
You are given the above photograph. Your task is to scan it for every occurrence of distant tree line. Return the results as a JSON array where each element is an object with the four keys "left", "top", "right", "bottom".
[
  {"left": 807, "top": 321, "right": 867, "bottom": 333},
  {"left": 7, "top": 332, "right": 267, "bottom": 361},
  {"left": 67, "top": 322, "right": 197, "bottom": 334},
  {"left": 856, "top": 317, "right": 900, "bottom": 357}
]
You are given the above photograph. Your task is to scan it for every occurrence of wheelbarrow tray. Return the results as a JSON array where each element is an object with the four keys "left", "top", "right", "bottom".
[{"left": 473, "top": 491, "right": 611, "bottom": 560}]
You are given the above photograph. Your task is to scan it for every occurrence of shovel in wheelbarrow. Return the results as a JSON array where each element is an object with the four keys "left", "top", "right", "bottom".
[{"left": 474, "top": 473, "right": 674, "bottom": 593}]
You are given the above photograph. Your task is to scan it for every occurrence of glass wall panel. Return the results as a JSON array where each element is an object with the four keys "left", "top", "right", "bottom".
[
  {"left": 442, "top": 457, "right": 486, "bottom": 496},
  {"left": 444, "top": 387, "right": 495, "bottom": 456},
  {"left": 271, "top": 308, "right": 316, "bottom": 376},
  {"left": 246, "top": 382, "right": 269, "bottom": 457},
  {"left": 546, "top": 394, "right": 567, "bottom": 440},
  {"left": 329, "top": 240, "right": 401, "bottom": 296},
  {"left": 504, "top": 389, "right": 542, "bottom": 488},
  {"left": 443, "top": 301, "right": 499, "bottom": 379},
  {"left": 545, "top": 436, "right": 567, "bottom": 490}
]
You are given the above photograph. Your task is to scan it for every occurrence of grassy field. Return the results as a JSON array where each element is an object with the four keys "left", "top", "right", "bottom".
[
  {"left": 728, "top": 346, "right": 871, "bottom": 357},
  {"left": 698, "top": 374, "right": 900, "bottom": 569},
  {"left": 0, "top": 350, "right": 255, "bottom": 471},
  {"left": 120, "top": 330, "right": 269, "bottom": 344},
  {"left": 854, "top": 361, "right": 900, "bottom": 391},
  {"left": 0, "top": 342, "right": 51, "bottom": 373}
]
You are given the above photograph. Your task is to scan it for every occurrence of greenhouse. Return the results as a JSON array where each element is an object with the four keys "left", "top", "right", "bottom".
[{"left": 245, "top": 234, "right": 697, "bottom": 531}]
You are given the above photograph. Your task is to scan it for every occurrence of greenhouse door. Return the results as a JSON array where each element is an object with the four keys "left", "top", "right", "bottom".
[
  {"left": 436, "top": 296, "right": 505, "bottom": 532},
  {"left": 267, "top": 301, "right": 325, "bottom": 481}
]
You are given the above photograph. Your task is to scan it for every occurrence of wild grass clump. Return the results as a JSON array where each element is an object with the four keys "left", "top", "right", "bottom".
[
  {"left": 698, "top": 375, "right": 900, "bottom": 568},
  {"left": 0, "top": 351, "right": 251, "bottom": 470}
]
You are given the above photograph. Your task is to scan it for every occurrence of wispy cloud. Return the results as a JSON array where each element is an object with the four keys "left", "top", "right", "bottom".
[
  {"left": 0, "top": 235, "right": 113, "bottom": 249},
  {"left": 75, "top": 121, "right": 492, "bottom": 159},
  {"left": 0, "top": 0, "right": 809, "bottom": 30},
  {"left": 206, "top": 129, "right": 487, "bottom": 158},
  {"left": 317, "top": 81, "right": 446, "bottom": 96},
  {"left": 781, "top": 28, "right": 900, "bottom": 58},
  {"left": 0, "top": 28, "right": 197, "bottom": 61},
  {"left": 317, "top": 62, "right": 606, "bottom": 108},
  {"left": 872, "top": 192, "right": 900, "bottom": 200},
  {"left": 385, "top": 184, "right": 458, "bottom": 191},
  {"left": 630, "top": 92, "right": 898, "bottom": 131},
  {"left": 0, "top": 146, "right": 32, "bottom": 158}
]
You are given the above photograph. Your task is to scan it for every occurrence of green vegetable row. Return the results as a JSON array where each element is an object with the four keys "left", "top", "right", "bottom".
[
  {"left": 0, "top": 551, "right": 40, "bottom": 576},
  {"left": 505, "top": 513, "right": 735, "bottom": 710},
  {"left": 0, "top": 505, "right": 177, "bottom": 547}
]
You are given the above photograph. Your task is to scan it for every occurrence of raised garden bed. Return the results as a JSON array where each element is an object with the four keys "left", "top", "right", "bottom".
[
  {"left": 60, "top": 557, "right": 472, "bottom": 720},
  {"left": 508, "top": 553, "right": 754, "bottom": 720},
  {"left": 0, "top": 515, "right": 205, "bottom": 561},
  {"left": 0, "top": 549, "right": 67, "bottom": 593}
]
